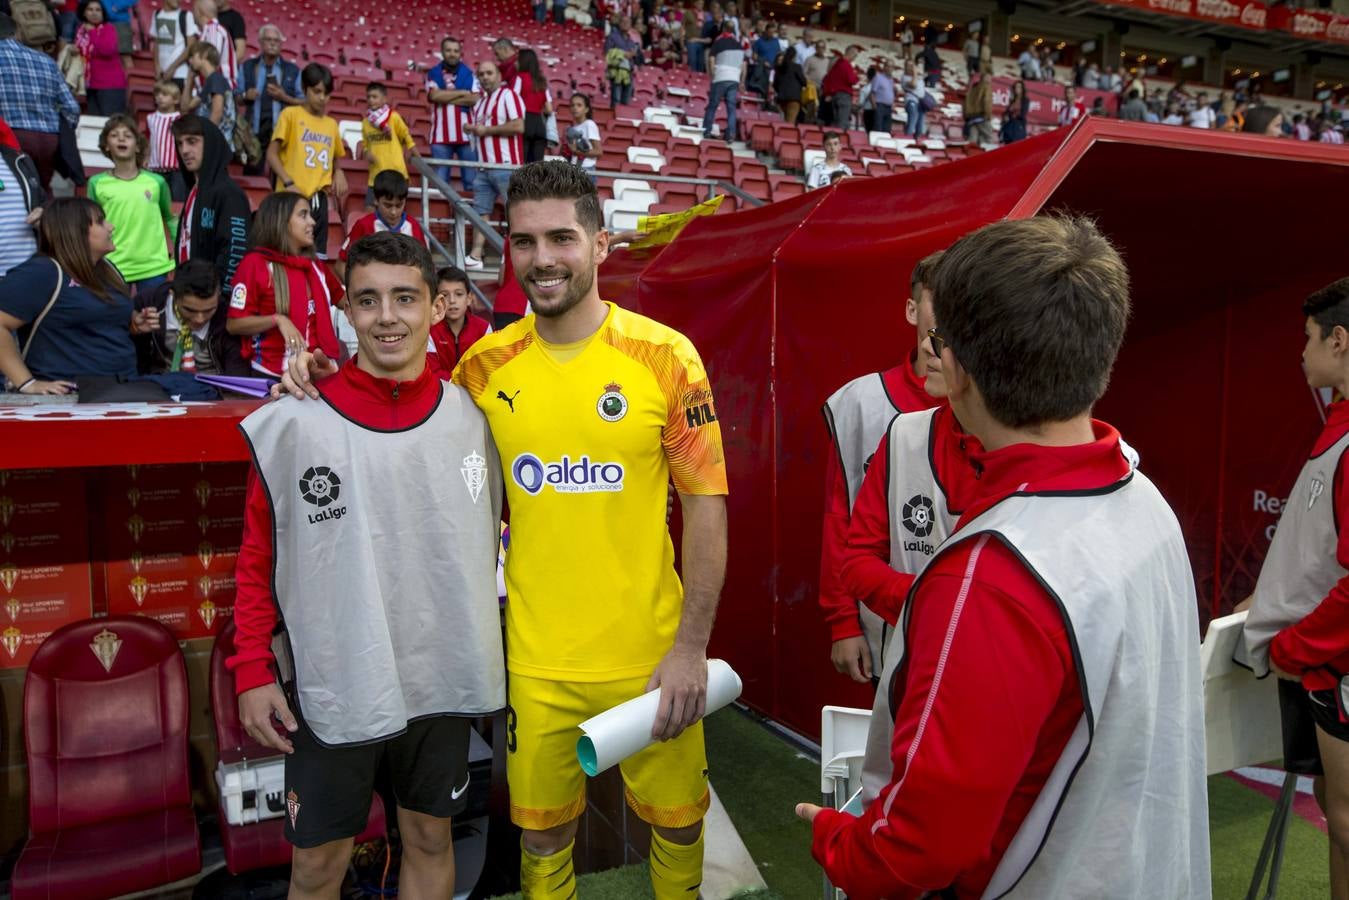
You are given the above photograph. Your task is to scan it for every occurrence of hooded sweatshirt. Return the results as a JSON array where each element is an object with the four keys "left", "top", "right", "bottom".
[
  {"left": 228, "top": 246, "right": 344, "bottom": 376},
  {"left": 175, "top": 120, "right": 250, "bottom": 288}
]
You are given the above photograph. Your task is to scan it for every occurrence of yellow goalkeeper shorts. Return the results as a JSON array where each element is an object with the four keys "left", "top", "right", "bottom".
[{"left": 505, "top": 672, "right": 711, "bottom": 830}]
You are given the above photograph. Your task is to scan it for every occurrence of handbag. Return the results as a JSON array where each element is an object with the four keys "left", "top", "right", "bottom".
[
  {"left": 233, "top": 117, "right": 263, "bottom": 166},
  {"left": 919, "top": 90, "right": 938, "bottom": 113},
  {"left": 802, "top": 80, "right": 817, "bottom": 105}
]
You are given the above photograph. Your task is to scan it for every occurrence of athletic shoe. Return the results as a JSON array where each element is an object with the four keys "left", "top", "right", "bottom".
[{"left": 464, "top": 255, "right": 484, "bottom": 270}]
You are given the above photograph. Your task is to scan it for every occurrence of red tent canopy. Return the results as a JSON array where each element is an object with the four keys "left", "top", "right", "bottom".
[{"left": 600, "top": 118, "right": 1349, "bottom": 739}]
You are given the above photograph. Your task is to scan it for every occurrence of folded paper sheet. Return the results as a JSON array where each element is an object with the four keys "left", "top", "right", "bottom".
[{"left": 576, "top": 659, "right": 743, "bottom": 776}]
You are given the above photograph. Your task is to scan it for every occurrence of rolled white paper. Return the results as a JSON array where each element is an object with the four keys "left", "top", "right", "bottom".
[{"left": 576, "top": 659, "right": 743, "bottom": 776}]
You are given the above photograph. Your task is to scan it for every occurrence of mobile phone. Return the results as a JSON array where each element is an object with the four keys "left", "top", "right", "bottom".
[{"left": 265, "top": 74, "right": 278, "bottom": 88}]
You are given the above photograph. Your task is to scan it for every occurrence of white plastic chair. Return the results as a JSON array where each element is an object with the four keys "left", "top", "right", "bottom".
[
  {"left": 802, "top": 149, "right": 825, "bottom": 173},
  {"left": 607, "top": 207, "right": 645, "bottom": 232},
  {"left": 338, "top": 120, "right": 363, "bottom": 159},
  {"left": 611, "top": 178, "right": 653, "bottom": 200}
]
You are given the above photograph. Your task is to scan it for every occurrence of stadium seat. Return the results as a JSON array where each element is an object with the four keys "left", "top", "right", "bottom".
[
  {"left": 12, "top": 617, "right": 201, "bottom": 900},
  {"left": 209, "top": 620, "right": 386, "bottom": 874}
]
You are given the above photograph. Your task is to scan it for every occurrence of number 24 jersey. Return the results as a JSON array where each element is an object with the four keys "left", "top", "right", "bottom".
[
  {"left": 271, "top": 106, "right": 341, "bottom": 199},
  {"left": 454, "top": 304, "right": 728, "bottom": 682}
]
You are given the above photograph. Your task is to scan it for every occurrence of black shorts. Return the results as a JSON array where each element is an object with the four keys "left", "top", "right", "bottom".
[
  {"left": 1308, "top": 686, "right": 1349, "bottom": 744},
  {"left": 1280, "top": 678, "right": 1331, "bottom": 775},
  {"left": 284, "top": 716, "right": 472, "bottom": 848},
  {"left": 309, "top": 191, "right": 329, "bottom": 258}
]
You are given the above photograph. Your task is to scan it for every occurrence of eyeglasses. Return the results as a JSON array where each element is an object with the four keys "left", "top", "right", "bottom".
[{"left": 926, "top": 327, "right": 948, "bottom": 358}]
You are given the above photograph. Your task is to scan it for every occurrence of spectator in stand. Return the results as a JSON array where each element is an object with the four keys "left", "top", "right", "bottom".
[
  {"left": 979, "top": 32, "right": 990, "bottom": 74},
  {"left": 1221, "top": 99, "right": 1247, "bottom": 132},
  {"left": 146, "top": 80, "right": 183, "bottom": 199},
  {"left": 1081, "top": 62, "right": 1100, "bottom": 90},
  {"left": 237, "top": 24, "right": 302, "bottom": 177},
  {"left": 1188, "top": 91, "right": 1215, "bottom": 129},
  {"left": 774, "top": 46, "right": 805, "bottom": 124},
  {"left": 1318, "top": 117, "right": 1343, "bottom": 144},
  {"left": 426, "top": 36, "right": 479, "bottom": 196},
  {"left": 75, "top": 0, "right": 127, "bottom": 115},
  {"left": 552, "top": 0, "right": 567, "bottom": 25},
  {"left": 0, "top": 197, "right": 160, "bottom": 394},
  {"left": 750, "top": 20, "right": 781, "bottom": 98},
  {"left": 153, "top": 0, "right": 196, "bottom": 90},
  {"left": 564, "top": 92, "right": 602, "bottom": 176},
  {"left": 1166, "top": 79, "right": 1189, "bottom": 111},
  {"left": 194, "top": 0, "right": 237, "bottom": 89},
  {"left": 962, "top": 31, "right": 979, "bottom": 77},
  {"left": 1058, "top": 84, "right": 1085, "bottom": 127},
  {"left": 724, "top": 0, "right": 741, "bottom": 38},
  {"left": 1119, "top": 88, "right": 1146, "bottom": 122},
  {"left": 920, "top": 40, "right": 941, "bottom": 89},
  {"left": 962, "top": 64, "right": 993, "bottom": 145},
  {"left": 1039, "top": 46, "right": 1055, "bottom": 82},
  {"left": 802, "top": 37, "right": 827, "bottom": 122},
  {"left": 805, "top": 131, "right": 850, "bottom": 189},
  {"left": 870, "top": 59, "right": 895, "bottom": 135},
  {"left": 650, "top": 32, "right": 678, "bottom": 69},
  {"left": 361, "top": 82, "right": 415, "bottom": 204},
  {"left": 532, "top": 0, "right": 547, "bottom": 24},
  {"left": 0, "top": 121, "right": 44, "bottom": 278},
  {"left": 605, "top": 14, "right": 638, "bottom": 106},
  {"left": 494, "top": 37, "right": 518, "bottom": 87},
  {"left": 337, "top": 169, "right": 426, "bottom": 281},
  {"left": 87, "top": 115, "right": 175, "bottom": 297},
  {"left": 794, "top": 26, "right": 815, "bottom": 64},
  {"left": 185, "top": 42, "right": 236, "bottom": 153},
  {"left": 901, "top": 58, "right": 927, "bottom": 138},
  {"left": 215, "top": 0, "right": 245, "bottom": 60},
  {"left": 141, "top": 257, "right": 248, "bottom": 375},
  {"left": 427, "top": 265, "right": 489, "bottom": 376},
  {"left": 1101, "top": 66, "right": 1122, "bottom": 93},
  {"left": 1160, "top": 103, "right": 1183, "bottom": 126},
  {"left": 464, "top": 59, "right": 522, "bottom": 271},
  {"left": 1001, "top": 78, "right": 1029, "bottom": 143},
  {"left": 226, "top": 191, "right": 342, "bottom": 376},
  {"left": 683, "top": 0, "right": 707, "bottom": 73},
  {"left": 1089, "top": 96, "right": 1108, "bottom": 117},
  {"left": 514, "top": 48, "right": 552, "bottom": 165},
  {"left": 172, "top": 116, "right": 248, "bottom": 285},
  {"left": 899, "top": 22, "right": 913, "bottom": 59},
  {"left": 822, "top": 45, "right": 859, "bottom": 129},
  {"left": 96, "top": 0, "right": 136, "bottom": 71},
  {"left": 266, "top": 63, "right": 347, "bottom": 261},
  {"left": 1017, "top": 45, "right": 1040, "bottom": 81},
  {"left": 701, "top": 19, "right": 743, "bottom": 141},
  {"left": 1293, "top": 113, "right": 1312, "bottom": 141}
]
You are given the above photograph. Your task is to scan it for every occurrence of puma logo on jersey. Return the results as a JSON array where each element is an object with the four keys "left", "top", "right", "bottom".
[{"left": 497, "top": 389, "right": 520, "bottom": 413}]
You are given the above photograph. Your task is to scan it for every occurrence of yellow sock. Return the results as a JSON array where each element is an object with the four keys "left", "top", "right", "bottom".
[
  {"left": 649, "top": 823, "right": 705, "bottom": 899},
  {"left": 520, "top": 838, "right": 577, "bottom": 900}
]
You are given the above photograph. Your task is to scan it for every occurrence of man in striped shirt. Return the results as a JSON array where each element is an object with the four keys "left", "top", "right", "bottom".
[
  {"left": 194, "top": 0, "right": 238, "bottom": 89},
  {"left": 464, "top": 59, "right": 523, "bottom": 270},
  {"left": 426, "top": 37, "right": 479, "bottom": 195}
]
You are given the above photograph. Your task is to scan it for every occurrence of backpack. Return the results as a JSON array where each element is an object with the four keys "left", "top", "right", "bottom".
[{"left": 11, "top": 0, "right": 57, "bottom": 49}]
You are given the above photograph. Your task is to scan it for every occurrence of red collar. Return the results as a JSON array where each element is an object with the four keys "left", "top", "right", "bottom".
[
  {"left": 316, "top": 358, "right": 441, "bottom": 426},
  {"left": 959, "top": 420, "right": 1130, "bottom": 524},
  {"left": 879, "top": 354, "right": 945, "bottom": 414},
  {"left": 1314, "top": 399, "right": 1349, "bottom": 455}
]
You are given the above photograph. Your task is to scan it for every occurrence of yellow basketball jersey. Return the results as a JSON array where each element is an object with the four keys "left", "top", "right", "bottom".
[{"left": 455, "top": 303, "right": 728, "bottom": 682}]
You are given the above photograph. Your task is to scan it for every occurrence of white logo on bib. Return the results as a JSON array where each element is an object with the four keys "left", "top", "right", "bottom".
[
  {"left": 462, "top": 451, "right": 487, "bottom": 504},
  {"left": 1310, "top": 477, "right": 1326, "bottom": 510}
]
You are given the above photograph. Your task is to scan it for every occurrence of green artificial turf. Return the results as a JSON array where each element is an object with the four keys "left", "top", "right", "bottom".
[{"left": 493, "top": 705, "right": 1335, "bottom": 899}]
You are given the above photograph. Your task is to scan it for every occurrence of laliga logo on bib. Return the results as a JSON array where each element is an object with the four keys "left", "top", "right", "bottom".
[
  {"left": 511, "top": 453, "right": 625, "bottom": 495},
  {"left": 299, "top": 466, "right": 348, "bottom": 524}
]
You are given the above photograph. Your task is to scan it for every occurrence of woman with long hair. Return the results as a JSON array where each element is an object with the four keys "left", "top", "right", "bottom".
[
  {"left": 75, "top": 0, "right": 128, "bottom": 115},
  {"left": 514, "top": 48, "right": 554, "bottom": 164},
  {"left": 0, "top": 198, "right": 159, "bottom": 393},
  {"left": 1001, "top": 79, "right": 1030, "bottom": 143},
  {"left": 774, "top": 47, "right": 807, "bottom": 124},
  {"left": 1242, "top": 106, "right": 1284, "bottom": 137},
  {"left": 226, "top": 192, "right": 343, "bottom": 377}
]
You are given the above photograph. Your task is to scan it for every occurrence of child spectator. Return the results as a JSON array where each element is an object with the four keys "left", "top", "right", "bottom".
[
  {"left": 337, "top": 170, "right": 427, "bottom": 281},
  {"left": 147, "top": 81, "right": 185, "bottom": 200},
  {"left": 427, "top": 265, "right": 489, "bottom": 376},
  {"left": 194, "top": 0, "right": 238, "bottom": 88},
  {"left": 153, "top": 0, "right": 198, "bottom": 90},
  {"left": 75, "top": 0, "right": 127, "bottom": 115},
  {"left": 266, "top": 62, "right": 347, "bottom": 260},
  {"left": 87, "top": 115, "right": 176, "bottom": 297},
  {"left": 564, "top": 92, "right": 602, "bottom": 174},
  {"left": 361, "top": 81, "right": 416, "bottom": 206},
  {"left": 186, "top": 42, "right": 237, "bottom": 155},
  {"left": 226, "top": 191, "right": 343, "bottom": 376}
]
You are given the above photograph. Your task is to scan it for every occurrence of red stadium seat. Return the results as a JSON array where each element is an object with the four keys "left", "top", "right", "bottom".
[
  {"left": 209, "top": 620, "right": 386, "bottom": 874},
  {"left": 12, "top": 617, "right": 201, "bottom": 900}
]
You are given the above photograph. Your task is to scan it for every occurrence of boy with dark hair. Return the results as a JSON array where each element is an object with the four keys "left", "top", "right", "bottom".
[
  {"left": 140, "top": 257, "right": 248, "bottom": 375},
  {"left": 88, "top": 114, "right": 176, "bottom": 296},
  {"left": 231, "top": 232, "right": 504, "bottom": 899},
  {"left": 428, "top": 265, "right": 489, "bottom": 376},
  {"left": 267, "top": 62, "right": 347, "bottom": 259},
  {"left": 1244, "top": 277, "right": 1349, "bottom": 898},
  {"left": 172, "top": 115, "right": 250, "bottom": 286},
  {"left": 818, "top": 251, "right": 945, "bottom": 684},
  {"left": 361, "top": 81, "right": 415, "bottom": 204},
  {"left": 336, "top": 169, "right": 426, "bottom": 281},
  {"left": 185, "top": 41, "right": 236, "bottom": 147},
  {"left": 800, "top": 216, "right": 1210, "bottom": 899}
]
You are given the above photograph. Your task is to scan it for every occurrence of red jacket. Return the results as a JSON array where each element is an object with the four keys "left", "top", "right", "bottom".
[
  {"left": 819, "top": 360, "right": 944, "bottom": 642},
  {"left": 1271, "top": 401, "right": 1349, "bottom": 692},
  {"left": 495, "top": 252, "right": 529, "bottom": 317},
  {"left": 812, "top": 423, "right": 1130, "bottom": 899},
  {"left": 428, "top": 313, "right": 490, "bottom": 377},
  {"left": 228, "top": 248, "right": 344, "bottom": 376},
  {"left": 821, "top": 56, "right": 858, "bottom": 98},
  {"left": 227, "top": 360, "right": 445, "bottom": 694},
  {"left": 839, "top": 405, "right": 979, "bottom": 628}
]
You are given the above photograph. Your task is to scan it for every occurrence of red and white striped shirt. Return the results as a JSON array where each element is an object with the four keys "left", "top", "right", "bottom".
[
  {"left": 426, "top": 62, "right": 479, "bottom": 145},
  {"left": 199, "top": 19, "right": 238, "bottom": 88},
  {"left": 147, "top": 110, "right": 180, "bottom": 171},
  {"left": 472, "top": 86, "right": 524, "bottom": 165}
]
